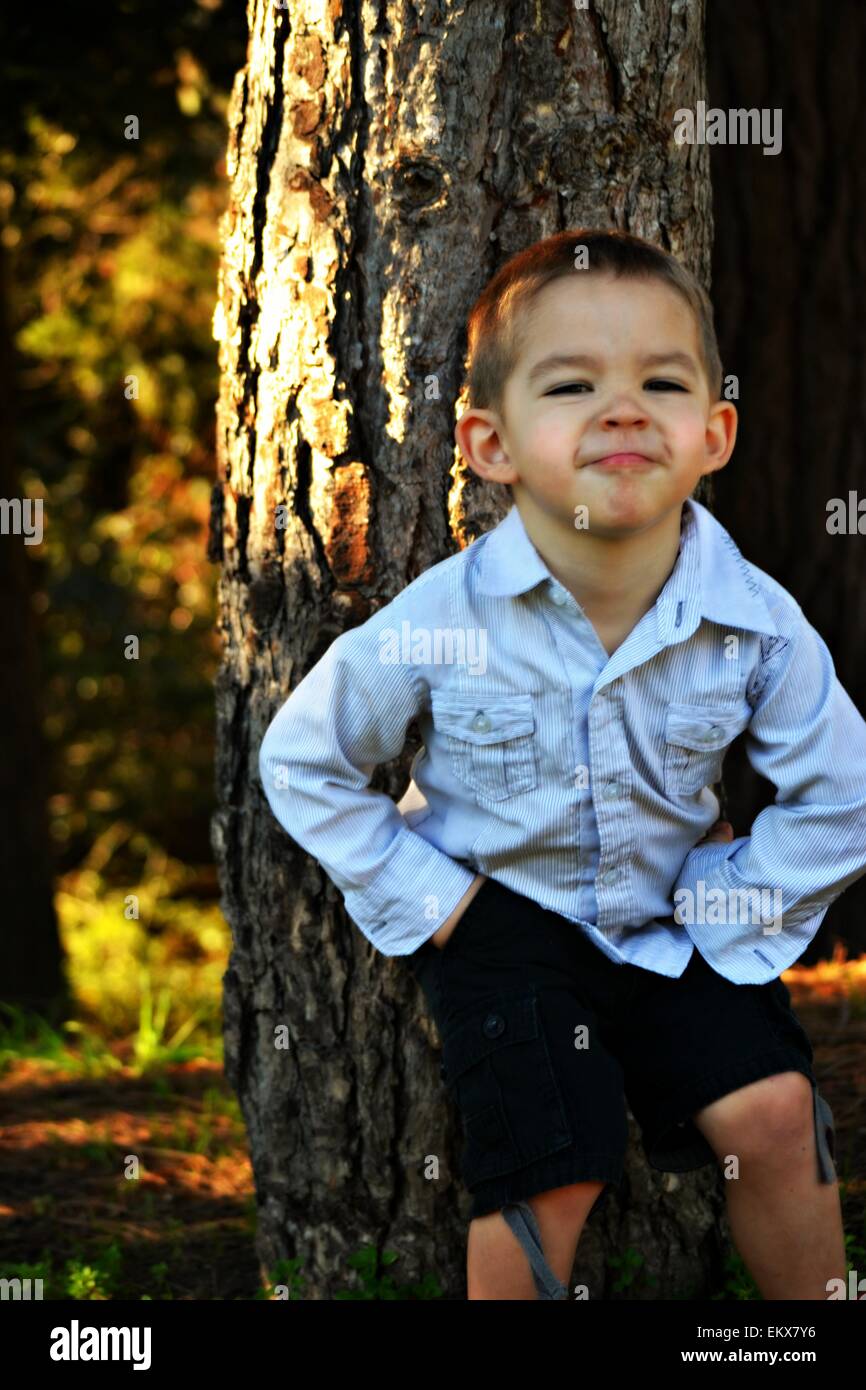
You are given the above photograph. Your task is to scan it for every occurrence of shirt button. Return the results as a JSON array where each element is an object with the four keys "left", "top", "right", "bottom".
[
  {"left": 470, "top": 711, "right": 492, "bottom": 733},
  {"left": 482, "top": 1012, "right": 506, "bottom": 1039},
  {"left": 603, "top": 780, "right": 620, "bottom": 799},
  {"left": 551, "top": 589, "right": 568, "bottom": 606},
  {"left": 600, "top": 866, "right": 620, "bottom": 886}
]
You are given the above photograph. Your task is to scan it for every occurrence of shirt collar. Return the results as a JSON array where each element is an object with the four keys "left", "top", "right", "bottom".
[{"left": 475, "top": 497, "right": 778, "bottom": 638}]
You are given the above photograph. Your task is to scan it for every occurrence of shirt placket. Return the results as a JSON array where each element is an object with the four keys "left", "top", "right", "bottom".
[
  {"left": 546, "top": 586, "right": 604, "bottom": 921},
  {"left": 588, "top": 677, "right": 636, "bottom": 934}
]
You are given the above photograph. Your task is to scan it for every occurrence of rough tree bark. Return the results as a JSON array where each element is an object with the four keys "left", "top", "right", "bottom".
[{"left": 211, "top": 0, "right": 730, "bottom": 1299}]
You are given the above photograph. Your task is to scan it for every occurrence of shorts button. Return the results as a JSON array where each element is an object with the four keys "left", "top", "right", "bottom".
[{"left": 482, "top": 1012, "right": 506, "bottom": 1039}]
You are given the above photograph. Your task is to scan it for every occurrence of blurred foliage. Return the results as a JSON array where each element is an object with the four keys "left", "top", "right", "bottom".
[
  {"left": 0, "top": 0, "right": 246, "bottom": 884},
  {"left": 0, "top": 825, "right": 232, "bottom": 1074},
  {"left": 55, "top": 828, "right": 230, "bottom": 1044}
]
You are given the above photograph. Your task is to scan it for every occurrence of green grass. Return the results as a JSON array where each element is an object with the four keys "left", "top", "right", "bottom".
[
  {"left": 2, "top": 1242, "right": 444, "bottom": 1301},
  {"left": 256, "top": 1247, "right": 444, "bottom": 1301},
  {"left": 0, "top": 994, "right": 222, "bottom": 1082},
  {"left": 607, "top": 1245, "right": 659, "bottom": 1295}
]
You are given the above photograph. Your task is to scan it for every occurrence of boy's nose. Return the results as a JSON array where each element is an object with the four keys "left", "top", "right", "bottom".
[{"left": 601, "top": 400, "right": 649, "bottom": 427}]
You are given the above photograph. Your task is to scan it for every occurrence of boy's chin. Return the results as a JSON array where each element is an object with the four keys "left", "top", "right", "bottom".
[
  {"left": 576, "top": 496, "right": 670, "bottom": 536},
  {"left": 578, "top": 481, "right": 694, "bottom": 531}
]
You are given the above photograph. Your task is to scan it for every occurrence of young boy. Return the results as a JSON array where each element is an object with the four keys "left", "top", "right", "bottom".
[{"left": 258, "top": 228, "right": 866, "bottom": 1300}]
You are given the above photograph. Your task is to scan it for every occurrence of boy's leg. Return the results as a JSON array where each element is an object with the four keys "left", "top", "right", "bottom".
[
  {"left": 692, "top": 1071, "right": 846, "bottom": 1300},
  {"left": 467, "top": 1180, "right": 605, "bottom": 1300}
]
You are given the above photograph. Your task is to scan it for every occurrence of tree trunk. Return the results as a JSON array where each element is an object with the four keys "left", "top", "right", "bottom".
[
  {"left": 707, "top": 0, "right": 866, "bottom": 961},
  {"left": 212, "top": 0, "right": 727, "bottom": 1299},
  {"left": 0, "top": 240, "right": 68, "bottom": 1021}
]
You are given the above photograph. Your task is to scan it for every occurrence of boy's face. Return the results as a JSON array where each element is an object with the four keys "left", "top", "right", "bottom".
[{"left": 456, "top": 272, "right": 736, "bottom": 539}]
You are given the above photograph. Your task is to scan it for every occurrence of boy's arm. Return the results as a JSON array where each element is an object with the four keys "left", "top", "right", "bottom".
[
  {"left": 671, "top": 612, "right": 866, "bottom": 980},
  {"left": 258, "top": 612, "right": 478, "bottom": 957}
]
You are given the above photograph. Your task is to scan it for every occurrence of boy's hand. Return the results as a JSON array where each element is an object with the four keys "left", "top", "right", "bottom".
[
  {"left": 697, "top": 818, "right": 734, "bottom": 845},
  {"left": 430, "top": 873, "right": 488, "bottom": 949}
]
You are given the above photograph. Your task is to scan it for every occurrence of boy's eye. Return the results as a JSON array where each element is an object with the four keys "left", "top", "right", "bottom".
[{"left": 544, "top": 379, "right": 688, "bottom": 396}]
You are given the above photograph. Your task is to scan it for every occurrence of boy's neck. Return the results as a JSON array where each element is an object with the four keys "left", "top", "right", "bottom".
[{"left": 513, "top": 492, "right": 687, "bottom": 633}]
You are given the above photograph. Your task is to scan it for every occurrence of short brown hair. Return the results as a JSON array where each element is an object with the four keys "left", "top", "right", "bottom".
[{"left": 465, "top": 228, "right": 723, "bottom": 422}]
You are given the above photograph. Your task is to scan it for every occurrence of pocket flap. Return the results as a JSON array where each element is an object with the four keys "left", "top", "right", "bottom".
[
  {"left": 431, "top": 692, "right": 535, "bottom": 744},
  {"left": 441, "top": 992, "right": 539, "bottom": 1083},
  {"left": 665, "top": 703, "right": 751, "bottom": 752}
]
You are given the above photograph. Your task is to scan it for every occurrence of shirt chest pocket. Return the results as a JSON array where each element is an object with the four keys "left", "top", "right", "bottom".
[
  {"left": 663, "top": 703, "right": 752, "bottom": 796},
  {"left": 431, "top": 692, "right": 538, "bottom": 802}
]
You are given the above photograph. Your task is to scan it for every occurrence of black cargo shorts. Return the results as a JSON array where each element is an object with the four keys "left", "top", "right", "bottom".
[{"left": 405, "top": 876, "right": 836, "bottom": 1222}]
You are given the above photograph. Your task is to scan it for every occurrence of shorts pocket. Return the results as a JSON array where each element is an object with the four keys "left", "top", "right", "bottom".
[
  {"left": 431, "top": 692, "right": 537, "bottom": 802},
  {"left": 407, "top": 880, "right": 494, "bottom": 991},
  {"left": 439, "top": 989, "right": 572, "bottom": 1186},
  {"left": 441, "top": 876, "right": 496, "bottom": 956},
  {"left": 663, "top": 702, "right": 751, "bottom": 796}
]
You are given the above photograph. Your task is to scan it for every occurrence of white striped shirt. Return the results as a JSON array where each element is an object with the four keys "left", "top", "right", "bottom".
[{"left": 258, "top": 498, "right": 866, "bottom": 982}]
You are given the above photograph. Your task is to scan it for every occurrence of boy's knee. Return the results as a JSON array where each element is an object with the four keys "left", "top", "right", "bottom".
[
  {"left": 529, "top": 1179, "right": 606, "bottom": 1221},
  {"left": 497, "top": 1184, "right": 608, "bottom": 1299},
  {"left": 697, "top": 1071, "right": 815, "bottom": 1164}
]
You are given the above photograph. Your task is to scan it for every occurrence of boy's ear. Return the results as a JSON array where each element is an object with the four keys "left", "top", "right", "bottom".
[
  {"left": 454, "top": 408, "right": 519, "bottom": 487},
  {"left": 702, "top": 399, "right": 738, "bottom": 476}
]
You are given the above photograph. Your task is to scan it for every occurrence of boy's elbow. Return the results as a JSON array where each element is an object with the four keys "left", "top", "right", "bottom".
[
  {"left": 258, "top": 737, "right": 270, "bottom": 796},
  {"left": 258, "top": 716, "right": 284, "bottom": 801},
  {"left": 258, "top": 710, "right": 306, "bottom": 817}
]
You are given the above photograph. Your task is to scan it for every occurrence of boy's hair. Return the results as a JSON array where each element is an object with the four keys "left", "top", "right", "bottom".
[{"left": 464, "top": 228, "right": 723, "bottom": 497}]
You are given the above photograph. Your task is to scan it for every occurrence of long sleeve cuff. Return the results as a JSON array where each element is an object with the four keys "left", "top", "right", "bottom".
[
  {"left": 345, "top": 825, "right": 478, "bottom": 956},
  {"left": 671, "top": 839, "right": 832, "bottom": 982}
]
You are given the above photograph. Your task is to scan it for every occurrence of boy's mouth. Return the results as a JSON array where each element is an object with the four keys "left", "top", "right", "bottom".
[{"left": 585, "top": 452, "right": 655, "bottom": 469}]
